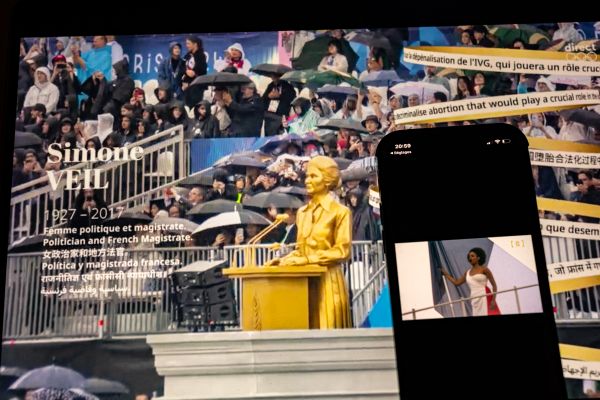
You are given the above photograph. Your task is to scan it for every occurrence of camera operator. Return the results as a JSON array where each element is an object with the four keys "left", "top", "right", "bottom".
[{"left": 51, "top": 55, "right": 80, "bottom": 120}]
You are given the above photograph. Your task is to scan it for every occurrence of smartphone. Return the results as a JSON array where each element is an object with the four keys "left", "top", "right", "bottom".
[{"left": 376, "top": 124, "right": 566, "bottom": 399}]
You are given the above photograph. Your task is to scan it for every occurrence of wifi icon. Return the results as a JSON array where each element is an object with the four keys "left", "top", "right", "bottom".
[{"left": 494, "top": 139, "right": 501, "bottom": 144}]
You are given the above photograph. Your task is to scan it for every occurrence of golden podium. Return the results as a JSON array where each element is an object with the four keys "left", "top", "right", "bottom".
[{"left": 223, "top": 214, "right": 327, "bottom": 330}]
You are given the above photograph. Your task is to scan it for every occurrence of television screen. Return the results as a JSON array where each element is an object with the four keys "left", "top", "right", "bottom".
[{"left": 3, "top": 20, "right": 600, "bottom": 399}]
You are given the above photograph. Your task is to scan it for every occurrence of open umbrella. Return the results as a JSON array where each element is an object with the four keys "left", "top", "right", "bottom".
[
  {"left": 213, "top": 155, "right": 266, "bottom": 169},
  {"left": 333, "top": 157, "right": 353, "bottom": 170},
  {"left": 14, "top": 131, "right": 42, "bottom": 148},
  {"left": 359, "top": 70, "right": 402, "bottom": 87},
  {"left": 291, "top": 34, "right": 358, "bottom": 72},
  {"left": 390, "top": 81, "right": 449, "bottom": 102},
  {"left": 348, "top": 156, "right": 378, "bottom": 173},
  {"left": 81, "top": 378, "right": 129, "bottom": 395},
  {"left": 103, "top": 208, "right": 152, "bottom": 227},
  {"left": 185, "top": 72, "right": 252, "bottom": 106},
  {"left": 564, "top": 109, "right": 600, "bottom": 129},
  {"left": 271, "top": 185, "right": 308, "bottom": 196},
  {"left": 30, "top": 388, "right": 98, "bottom": 400},
  {"left": 317, "top": 118, "right": 368, "bottom": 133},
  {"left": 178, "top": 168, "right": 221, "bottom": 187},
  {"left": 259, "top": 133, "right": 303, "bottom": 154},
  {"left": 249, "top": 63, "right": 293, "bottom": 77},
  {"left": 345, "top": 31, "right": 393, "bottom": 52},
  {"left": 488, "top": 25, "right": 550, "bottom": 47},
  {"left": 317, "top": 84, "right": 360, "bottom": 96},
  {"left": 243, "top": 192, "right": 305, "bottom": 209},
  {"left": 547, "top": 75, "right": 591, "bottom": 87},
  {"left": 9, "top": 365, "right": 85, "bottom": 390},
  {"left": 7, "top": 234, "right": 45, "bottom": 253},
  {"left": 192, "top": 210, "right": 271, "bottom": 236},
  {"left": 280, "top": 69, "right": 317, "bottom": 86},
  {"left": 306, "top": 70, "right": 363, "bottom": 90},
  {"left": 341, "top": 167, "right": 371, "bottom": 182},
  {"left": 0, "top": 366, "right": 27, "bottom": 377},
  {"left": 151, "top": 217, "right": 199, "bottom": 233},
  {"left": 188, "top": 199, "right": 243, "bottom": 216}
]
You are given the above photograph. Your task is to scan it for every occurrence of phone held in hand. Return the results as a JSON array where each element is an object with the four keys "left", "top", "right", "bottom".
[{"left": 375, "top": 124, "right": 566, "bottom": 400}]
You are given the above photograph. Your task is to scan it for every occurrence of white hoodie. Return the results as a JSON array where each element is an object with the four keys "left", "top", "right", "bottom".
[{"left": 23, "top": 67, "right": 60, "bottom": 113}]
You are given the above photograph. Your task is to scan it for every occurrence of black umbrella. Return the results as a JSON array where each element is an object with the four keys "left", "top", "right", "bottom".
[
  {"left": 103, "top": 209, "right": 152, "bottom": 227},
  {"left": 564, "top": 109, "right": 600, "bottom": 129},
  {"left": 341, "top": 167, "right": 371, "bottom": 182},
  {"left": 0, "top": 366, "right": 27, "bottom": 378},
  {"left": 317, "top": 84, "right": 360, "bottom": 96},
  {"left": 243, "top": 192, "right": 305, "bottom": 209},
  {"left": 29, "top": 388, "right": 98, "bottom": 400},
  {"left": 213, "top": 155, "right": 266, "bottom": 169},
  {"left": 14, "top": 131, "right": 42, "bottom": 148},
  {"left": 345, "top": 31, "right": 393, "bottom": 52},
  {"left": 291, "top": 34, "right": 359, "bottom": 72},
  {"left": 271, "top": 185, "right": 308, "bottom": 196},
  {"left": 188, "top": 199, "right": 243, "bottom": 216},
  {"left": 178, "top": 168, "right": 223, "bottom": 187},
  {"left": 333, "top": 157, "right": 353, "bottom": 170},
  {"left": 9, "top": 365, "right": 85, "bottom": 390},
  {"left": 259, "top": 133, "right": 303, "bottom": 153},
  {"left": 185, "top": 72, "right": 252, "bottom": 106},
  {"left": 249, "top": 63, "right": 293, "bottom": 77},
  {"left": 8, "top": 235, "right": 45, "bottom": 253},
  {"left": 82, "top": 378, "right": 129, "bottom": 395},
  {"left": 317, "top": 118, "right": 369, "bottom": 133}
]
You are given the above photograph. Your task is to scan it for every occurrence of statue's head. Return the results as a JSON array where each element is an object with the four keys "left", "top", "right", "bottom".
[{"left": 305, "top": 156, "right": 341, "bottom": 195}]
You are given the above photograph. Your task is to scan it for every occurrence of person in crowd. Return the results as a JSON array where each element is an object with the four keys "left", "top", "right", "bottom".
[
  {"left": 422, "top": 65, "right": 451, "bottom": 94},
  {"left": 472, "top": 72, "right": 490, "bottom": 95},
  {"left": 154, "top": 82, "right": 174, "bottom": 106},
  {"left": 79, "top": 71, "right": 110, "bottom": 120},
  {"left": 347, "top": 187, "right": 380, "bottom": 241},
  {"left": 532, "top": 165, "right": 563, "bottom": 200},
  {"left": 23, "top": 67, "right": 60, "bottom": 113},
  {"left": 103, "top": 59, "right": 136, "bottom": 118},
  {"left": 285, "top": 97, "right": 321, "bottom": 134},
  {"left": 573, "top": 170, "right": 600, "bottom": 223},
  {"left": 72, "top": 35, "right": 112, "bottom": 84},
  {"left": 454, "top": 76, "right": 476, "bottom": 100},
  {"left": 157, "top": 41, "right": 185, "bottom": 100},
  {"left": 178, "top": 186, "right": 205, "bottom": 212},
  {"left": 128, "top": 87, "right": 146, "bottom": 120},
  {"left": 459, "top": 29, "right": 473, "bottom": 46},
  {"left": 249, "top": 170, "right": 279, "bottom": 195},
  {"left": 318, "top": 39, "right": 348, "bottom": 73},
  {"left": 522, "top": 113, "right": 558, "bottom": 139},
  {"left": 535, "top": 76, "right": 555, "bottom": 92},
  {"left": 50, "top": 55, "right": 80, "bottom": 118},
  {"left": 215, "top": 43, "right": 252, "bottom": 75},
  {"left": 262, "top": 71, "right": 296, "bottom": 136},
  {"left": 182, "top": 36, "right": 207, "bottom": 92},
  {"left": 165, "top": 101, "right": 193, "bottom": 134},
  {"left": 205, "top": 172, "right": 237, "bottom": 201},
  {"left": 190, "top": 100, "right": 220, "bottom": 138},
  {"left": 106, "top": 35, "right": 124, "bottom": 79},
  {"left": 221, "top": 83, "right": 263, "bottom": 137},
  {"left": 212, "top": 87, "right": 232, "bottom": 136},
  {"left": 407, "top": 93, "right": 420, "bottom": 107},
  {"left": 362, "top": 115, "right": 383, "bottom": 136},
  {"left": 472, "top": 25, "right": 495, "bottom": 47}
]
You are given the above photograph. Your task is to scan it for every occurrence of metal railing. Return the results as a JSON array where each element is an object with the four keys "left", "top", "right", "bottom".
[
  {"left": 543, "top": 236, "right": 600, "bottom": 322},
  {"left": 3, "top": 241, "right": 386, "bottom": 340},
  {"left": 402, "top": 284, "right": 540, "bottom": 320},
  {"left": 10, "top": 126, "right": 186, "bottom": 243}
]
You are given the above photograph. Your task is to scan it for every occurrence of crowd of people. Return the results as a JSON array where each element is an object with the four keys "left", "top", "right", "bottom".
[{"left": 11, "top": 24, "right": 600, "bottom": 245}]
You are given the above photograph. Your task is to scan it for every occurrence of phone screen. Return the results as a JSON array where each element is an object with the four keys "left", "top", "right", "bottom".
[{"left": 376, "top": 124, "right": 566, "bottom": 399}]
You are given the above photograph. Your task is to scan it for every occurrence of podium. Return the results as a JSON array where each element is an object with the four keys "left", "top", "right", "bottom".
[{"left": 223, "top": 265, "right": 326, "bottom": 330}]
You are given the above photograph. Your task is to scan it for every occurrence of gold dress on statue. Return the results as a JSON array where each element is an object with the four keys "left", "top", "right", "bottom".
[{"left": 268, "top": 156, "right": 353, "bottom": 329}]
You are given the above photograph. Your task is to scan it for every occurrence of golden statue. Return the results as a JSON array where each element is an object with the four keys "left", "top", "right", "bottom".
[{"left": 267, "top": 156, "right": 352, "bottom": 329}]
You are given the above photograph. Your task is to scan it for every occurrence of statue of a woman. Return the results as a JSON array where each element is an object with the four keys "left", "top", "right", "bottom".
[{"left": 267, "top": 156, "right": 352, "bottom": 328}]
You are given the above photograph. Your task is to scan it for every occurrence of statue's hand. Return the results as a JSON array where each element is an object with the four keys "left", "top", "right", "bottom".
[
  {"left": 280, "top": 256, "right": 306, "bottom": 266},
  {"left": 264, "top": 258, "right": 281, "bottom": 267}
]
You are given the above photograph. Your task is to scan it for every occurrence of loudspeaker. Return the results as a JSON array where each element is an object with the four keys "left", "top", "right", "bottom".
[
  {"left": 208, "top": 301, "right": 237, "bottom": 325},
  {"left": 177, "top": 287, "right": 207, "bottom": 306},
  {"left": 171, "top": 260, "right": 229, "bottom": 288},
  {"left": 206, "top": 281, "right": 235, "bottom": 305},
  {"left": 180, "top": 305, "right": 208, "bottom": 327}
]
